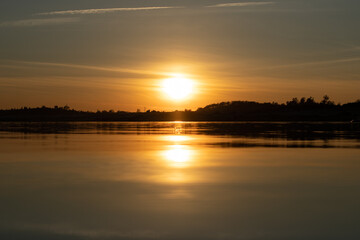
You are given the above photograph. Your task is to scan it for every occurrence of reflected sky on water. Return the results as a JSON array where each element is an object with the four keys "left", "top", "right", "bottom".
[{"left": 0, "top": 122, "right": 360, "bottom": 239}]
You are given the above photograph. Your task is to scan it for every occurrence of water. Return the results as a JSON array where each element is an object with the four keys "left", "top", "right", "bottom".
[{"left": 0, "top": 122, "right": 359, "bottom": 240}]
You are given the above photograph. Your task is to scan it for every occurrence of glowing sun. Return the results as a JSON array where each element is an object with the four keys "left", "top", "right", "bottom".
[{"left": 162, "top": 75, "right": 194, "bottom": 101}]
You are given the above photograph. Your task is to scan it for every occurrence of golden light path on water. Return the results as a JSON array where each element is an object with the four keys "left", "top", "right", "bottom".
[
  {"left": 163, "top": 145, "right": 192, "bottom": 166},
  {"left": 162, "top": 135, "right": 194, "bottom": 168}
]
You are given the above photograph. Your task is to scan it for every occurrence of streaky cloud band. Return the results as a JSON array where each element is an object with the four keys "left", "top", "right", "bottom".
[
  {"left": 2, "top": 60, "right": 171, "bottom": 77},
  {"left": 0, "top": 17, "right": 78, "bottom": 27},
  {"left": 38, "top": 6, "right": 181, "bottom": 16},
  {"left": 207, "top": 2, "right": 274, "bottom": 8}
]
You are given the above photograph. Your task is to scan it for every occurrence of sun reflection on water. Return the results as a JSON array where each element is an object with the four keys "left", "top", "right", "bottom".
[
  {"left": 164, "top": 145, "right": 191, "bottom": 163},
  {"left": 160, "top": 124, "right": 196, "bottom": 184},
  {"left": 165, "top": 135, "right": 190, "bottom": 142},
  {"left": 161, "top": 125, "right": 195, "bottom": 169},
  {"left": 163, "top": 145, "right": 193, "bottom": 168}
]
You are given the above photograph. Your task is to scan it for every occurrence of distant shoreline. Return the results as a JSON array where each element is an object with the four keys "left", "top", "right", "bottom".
[
  {"left": 0, "top": 120, "right": 357, "bottom": 123},
  {"left": 1, "top": 97, "right": 359, "bottom": 122}
]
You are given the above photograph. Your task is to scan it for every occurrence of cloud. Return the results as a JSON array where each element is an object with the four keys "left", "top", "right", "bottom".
[
  {"left": 1, "top": 6, "right": 181, "bottom": 27},
  {"left": 0, "top": 17, "right": 78, "bottom": 27},
  {"left": 207, "top": 2, "right": 274, "bottom": 8},
  {"left": 37, "top": 6, "right": 181, "bottom": 16},
  {"left": 1, "top": 60, "right": 170, "bottom": 77},
  {"left": 252, "top": 57, "right": 360, "bottom": 71}
]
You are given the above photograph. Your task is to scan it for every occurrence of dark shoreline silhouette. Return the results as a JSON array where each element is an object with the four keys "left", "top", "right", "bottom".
[{"left": 1, "top": 96, "right": 359, "bottom": 122}]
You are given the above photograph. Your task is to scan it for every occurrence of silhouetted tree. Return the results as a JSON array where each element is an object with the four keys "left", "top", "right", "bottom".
[
  {"left": 321, "top": 95, "right": 330, "bottom": 104},
  {"left": 305, "top": 97, "right": 315, "bottom": 104}
]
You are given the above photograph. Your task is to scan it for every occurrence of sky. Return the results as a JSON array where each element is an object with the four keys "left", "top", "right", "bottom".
[{"left": 0, "top": 0, "right": 359, "bottom": 111}]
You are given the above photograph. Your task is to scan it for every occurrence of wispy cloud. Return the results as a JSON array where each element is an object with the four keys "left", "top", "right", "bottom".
[
  {"left": 0, "top": 17, "right": 78, "bottom": 27},
  {"left": 253, "top": 57, "right": 360, "bottom": 71},
  {"left": 207, "top": 2, "right": 274, "bottom": 8},
  {"left": 37, "top": 6, "right": 181, "bottom": 16},
  {"left": 1, "top": 60, "right": 171, "bottom": 77}
]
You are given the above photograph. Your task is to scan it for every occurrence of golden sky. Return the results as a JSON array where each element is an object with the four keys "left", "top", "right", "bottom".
[{"left": 0, "top": 0, "right": 359, "bottom": 111}]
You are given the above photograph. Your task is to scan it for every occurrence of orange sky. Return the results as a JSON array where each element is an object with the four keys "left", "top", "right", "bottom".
[{"left": 0, "top": 0, "right": 359, "bottom": 111}]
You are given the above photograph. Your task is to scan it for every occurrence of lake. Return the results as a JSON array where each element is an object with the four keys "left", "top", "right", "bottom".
[{"left": 0, "top": 122, "right": 359, "bottom": 240}]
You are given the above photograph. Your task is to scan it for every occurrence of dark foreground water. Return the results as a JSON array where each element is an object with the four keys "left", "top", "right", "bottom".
[{"left": 0, "top": 122, "right": 360, "bottom": 240}]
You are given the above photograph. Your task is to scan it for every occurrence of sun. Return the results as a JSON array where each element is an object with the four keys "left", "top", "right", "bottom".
[{"left": 162, "top": 75, "right": 194, "bottom": 101}]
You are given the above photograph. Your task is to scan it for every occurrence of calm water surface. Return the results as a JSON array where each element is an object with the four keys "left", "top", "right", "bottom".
[{"left": 0, "top": 122, "right": 359, "bottom": 240}]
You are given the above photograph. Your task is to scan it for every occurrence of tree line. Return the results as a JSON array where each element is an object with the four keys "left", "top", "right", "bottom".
[{"left": 1, "top": 96, "right": 359, "bottom": 121}]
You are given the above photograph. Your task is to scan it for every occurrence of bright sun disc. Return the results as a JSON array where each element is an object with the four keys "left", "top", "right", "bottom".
[{"left": 162, "top": 76, "right": 194, "bottom": 100}]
